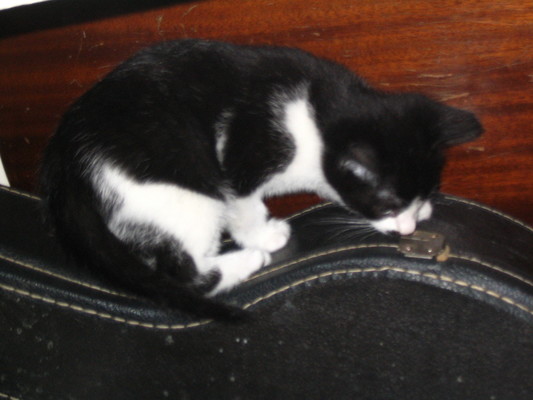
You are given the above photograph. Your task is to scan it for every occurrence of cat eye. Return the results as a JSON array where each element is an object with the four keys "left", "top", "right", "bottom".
[
  {"left": 371, "top": 206, "right": 399, "bottom": 219},
  {"left": 381, "top": 210, "right": 398, "bottom": 218}
]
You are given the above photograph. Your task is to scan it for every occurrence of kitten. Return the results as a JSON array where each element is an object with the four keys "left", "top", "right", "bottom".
[{"left": 40, "top": 39, "right": 483, "bottom": 319}]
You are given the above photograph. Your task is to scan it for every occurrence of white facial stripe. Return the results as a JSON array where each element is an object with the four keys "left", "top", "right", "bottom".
[
  {"left": 343, "top": 159, "right": 376, "bottom": 183},
  {"left": 371, "top": 198, "right": 433, "bottom": 235}
]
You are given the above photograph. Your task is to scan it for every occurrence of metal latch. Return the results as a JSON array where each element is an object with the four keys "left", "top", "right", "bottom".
[{"left": 399, "top": 231, "right": 449, "bottom": 261}]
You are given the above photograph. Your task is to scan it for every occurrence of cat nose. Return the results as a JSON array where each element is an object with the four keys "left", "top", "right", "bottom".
[
  {"left": 395, "top": 215, "right": 416, "bottom": 235},
  {"left": 398, "top": 224, "right": 416, "bottom": 236}
]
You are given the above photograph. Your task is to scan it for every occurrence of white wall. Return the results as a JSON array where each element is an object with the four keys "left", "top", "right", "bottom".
[
  {"left": 0, "top": 155, "right": 10, "bottom": 186},
  {"left": 1, "top": 1, "right": 50, "bottom": 11}
]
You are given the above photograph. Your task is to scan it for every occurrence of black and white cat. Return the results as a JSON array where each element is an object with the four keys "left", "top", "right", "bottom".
[{"left": 40, "top": 39, "right": 483, "bottom": 318}]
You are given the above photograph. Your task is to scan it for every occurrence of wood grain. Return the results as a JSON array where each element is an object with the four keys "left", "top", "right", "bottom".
[{"left": 0, "top": 0, "right": 531, "bottom": 223}]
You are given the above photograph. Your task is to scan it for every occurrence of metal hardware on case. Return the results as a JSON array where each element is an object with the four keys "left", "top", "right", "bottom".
[{"left": 399, "top": 231, "right": 448, "bottom": 261}]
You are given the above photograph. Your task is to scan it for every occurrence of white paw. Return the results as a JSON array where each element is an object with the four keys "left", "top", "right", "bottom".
[
  {"left": 237, "top": 248, "right": 271, "bottom": 270},
  {"left": 235, "top": 218, "right": 291, "bottom": 253},
  {"left": 207, "top": 249, "right": 270, "bottom": 295},
  {"left": 417, "top": 201, "right": 433, "bottom": 221}
]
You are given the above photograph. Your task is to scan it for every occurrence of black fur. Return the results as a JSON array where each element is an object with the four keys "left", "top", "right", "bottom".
[{"left": 40, "top": 39, "right": 483, "bottom": 319}]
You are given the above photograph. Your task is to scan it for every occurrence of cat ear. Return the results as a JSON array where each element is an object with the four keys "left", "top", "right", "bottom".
[{"left": 436, "top": 105, "right": 484, "bottom": 147}]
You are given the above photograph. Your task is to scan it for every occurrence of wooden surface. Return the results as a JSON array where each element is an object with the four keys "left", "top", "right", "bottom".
[{"left": 0, "top": 0, "right": 532, "bottom": 223}]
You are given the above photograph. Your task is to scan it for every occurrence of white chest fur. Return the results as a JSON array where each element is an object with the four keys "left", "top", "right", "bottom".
[{"left": 262, "top": 98, "right": 339, "bottom": 201}]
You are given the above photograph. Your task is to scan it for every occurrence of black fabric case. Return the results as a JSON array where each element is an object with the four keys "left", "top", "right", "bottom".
[{"left": 1, "top": 185, "right": 531, "bottom": 400}]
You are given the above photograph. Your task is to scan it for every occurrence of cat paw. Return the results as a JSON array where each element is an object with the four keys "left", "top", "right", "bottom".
[
  {"left": 208, "top": 249, "right": 271, "bottom": 294},
  {"left": 238, "top": 248, "right": 271, "bottom": 270},
  {"left": 417, "top": 200, "right": 433, "bottom": 221},
  {"left": 235, "top": 218, "right": 291, "bottom": 253}
]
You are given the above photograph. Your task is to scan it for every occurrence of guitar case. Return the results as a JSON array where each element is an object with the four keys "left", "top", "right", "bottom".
[{"left": 0, "top": 185, "right": 531, "bottom": 400}]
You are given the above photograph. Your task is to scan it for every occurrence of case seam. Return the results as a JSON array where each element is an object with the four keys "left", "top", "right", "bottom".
[
  {"left": 0, "top": 281, "right": 210, "bottom": 330},
  {"left": 3, "top": 244, "right": 530, "bottom": 291},
  {"left": 0, "top": 253, "right": 133, "bottom": 298},
  {"left": 248, "top": 245, "right": 533, "bottom": 287},
  {"left": 1, "top": 243, "right": 531, "bottom": 310},
  {"left": 285, "top": 202, "right": 333, "bottom": 220},
  {"left": 244, "top": 266, "right": 533, "bottom": 316},
  {"left": 447, "top": 254, "right": 533, "bottom": 287},
  {"left": 0, "top": 244, "right": 396, "bottom": 295},
  {"left": 1, "top": 264, "right": 530, "bottom": 331},
  {"left": 0, "top": 185, "right": 40, "bottom": 201},
  {"left": 441, "top": 194, "right": 533, "bottom": 233},
  {"left": 0, "top": 392, "right": 21, "bottom": 400},
  {"left": 248, "top": 244, "right": 399, "bottom": 280}
]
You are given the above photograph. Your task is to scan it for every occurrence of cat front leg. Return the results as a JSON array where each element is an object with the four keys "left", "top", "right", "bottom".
[{"left": 226, "top": 194, "right": 291, "bottom": 253}]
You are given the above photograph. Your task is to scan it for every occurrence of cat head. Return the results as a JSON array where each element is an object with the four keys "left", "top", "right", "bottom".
[{"left": 323, "top": 93, "right": 483, "bottom": 235}]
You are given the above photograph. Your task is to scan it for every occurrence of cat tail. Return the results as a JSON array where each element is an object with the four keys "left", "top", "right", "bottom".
[{"left": 40, "top": 180, "right": 248, "bottom": 322}]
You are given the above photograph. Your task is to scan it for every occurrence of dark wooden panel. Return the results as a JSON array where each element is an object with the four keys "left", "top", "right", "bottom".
[{"left": 0, "top": 0, "right": 532, "bottom": 223}]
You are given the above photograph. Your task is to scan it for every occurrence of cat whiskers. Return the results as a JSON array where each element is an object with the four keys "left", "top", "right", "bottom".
[{"left": 310, "top": 215, "right": 380, "bottom": 242}]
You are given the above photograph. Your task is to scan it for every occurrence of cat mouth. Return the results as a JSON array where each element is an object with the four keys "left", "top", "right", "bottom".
[{"left": 371, "top": 199, "right": 433, "bottom": 236}]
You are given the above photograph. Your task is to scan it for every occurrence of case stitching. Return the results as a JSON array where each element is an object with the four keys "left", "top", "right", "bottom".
[
  {"left": 447, "top": 254, "right": 533, "bottom": 287},
  {"left": 0, "top": 253, "right": 133, "bottom": 298},
  {"left": 0, "top": 185, "right": 40, "bottom": 201},
  {"left": 0, "top": 282, "right": 210, "bottom": 330},
  {"left": 243, "top": 267, "right": 533, "bottom": 315},
  {"left": 0, "top": 393, "right": 21, "bottom": 400},
  {"left": 285, "top": 202, "right": 333, "bottom": 220},
  {"left": 1, "top": 243, "right": 531, "bottom": 308},
  {"left": 248, "top": 244, "right": 399, "bottom": 280},
  {"left": 441, "top": 195, "right": 533, "bottom": 233},
  {"left": 0, "top": 244, "right": 398, "bottom": 296},
  {"left": 1, "top": 265, "right": 530, "bottom": 331},
  {"left": 249, "top": 246, "right": 533, "bottom": 287}
]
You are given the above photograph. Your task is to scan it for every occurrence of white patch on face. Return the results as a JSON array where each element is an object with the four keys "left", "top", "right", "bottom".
[
  {"left": 371, "top": 198, "right": 433, "bottom": 235},
  {"left": 342, "top": 159, "right": 376, "bottom": 183}
]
